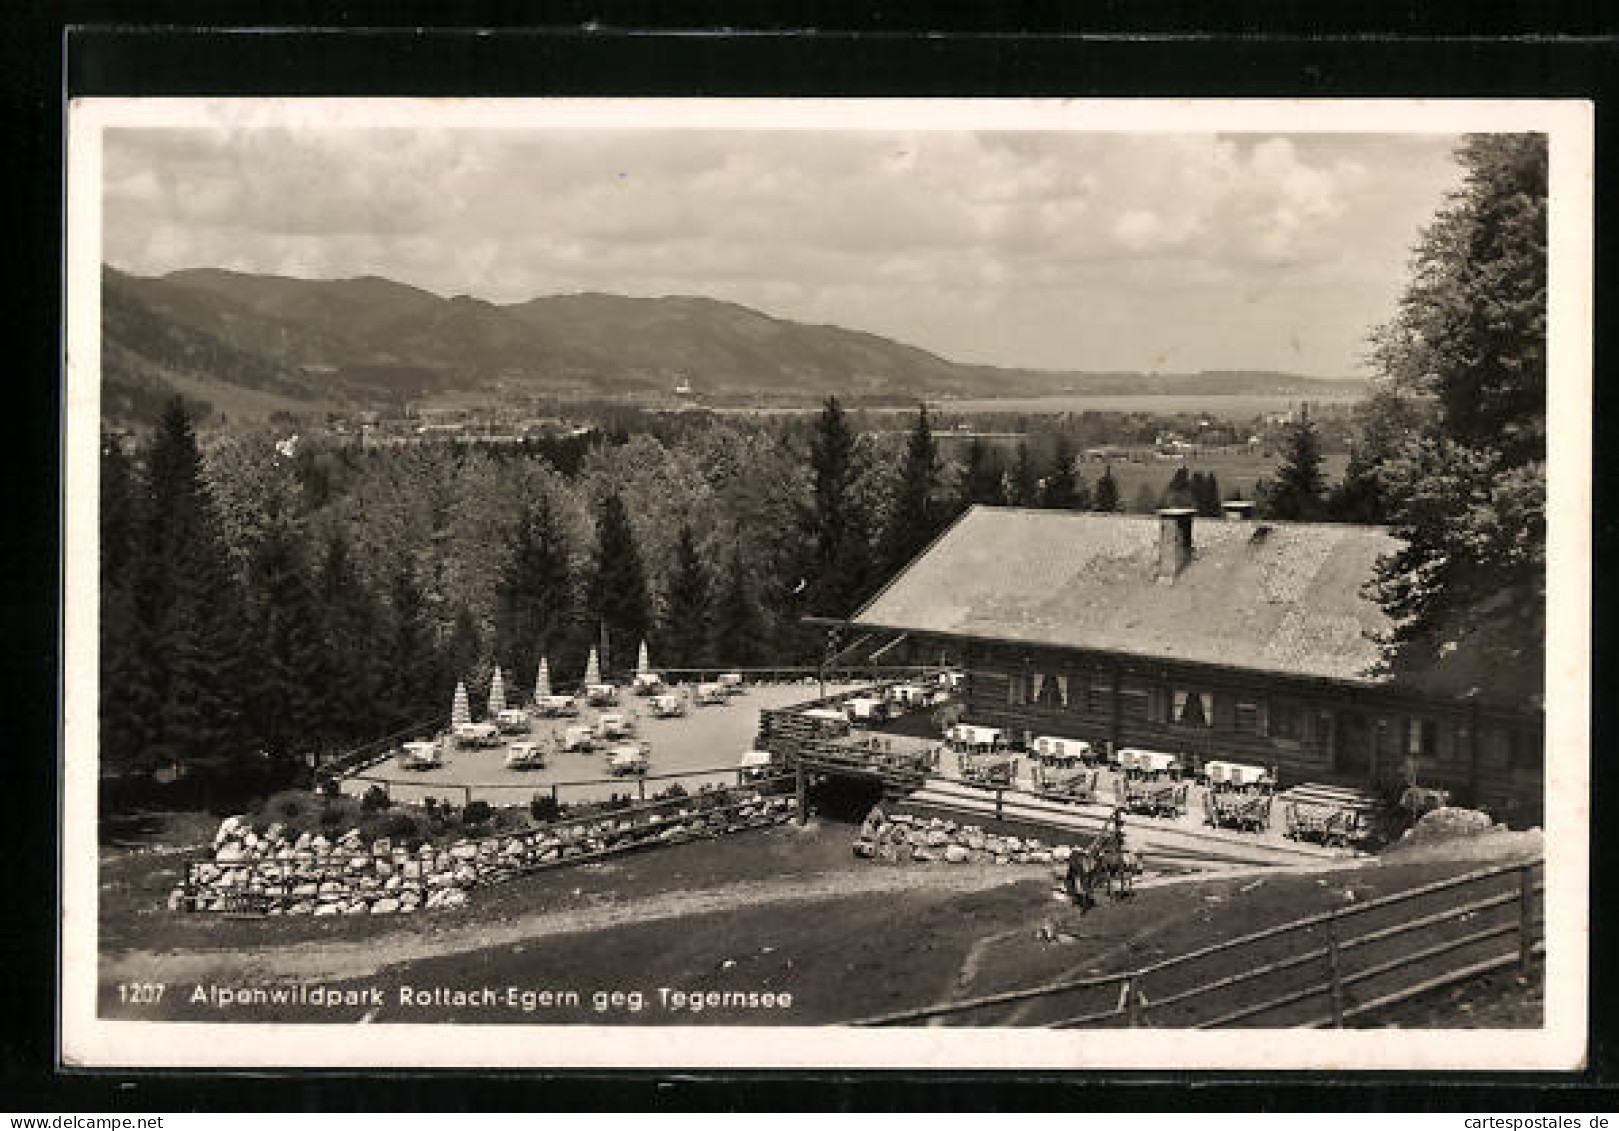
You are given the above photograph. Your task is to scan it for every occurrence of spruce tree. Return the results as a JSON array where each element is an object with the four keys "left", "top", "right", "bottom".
[
  {"left": 712, "top": 543, "right": 761, "bottom": 667},
  {"left": 315, "top": 529, "right": 384, "bottom": 744},
  {"left": 1262, "top": 413, "right": 1327, "bottom": 521},
  {"left": 241, "top": 508, "right": 328, "bottom": 759},
  {"left": 100, "top": 435, "right": 152, "bottom": 779},
  {"left": 958, "top": 438, "right": 998, "bottom": 511},
  {"left": 1093, "top": 465, "right": 1121, "bottom": 513},
  {"left": 804, "top": 396, "right": 872, "bottom": 617},
  {"left": 589, "top": 491, "right": 651, "bottom": 673},
  {"left": 1161, "top": 466, "right": 1196, "bottom": 510},
  {"left": 380, "top": 558, "right": 438, "bottom": 730},
  {"left": 879, "top": 404, "right": 942, "bottom": 576},
  {"left": 493, "top": 494, "right": 574, "bottom": 693},
  {"left": 1009, "top": 442, "right": 1040, "bottom": 507},
  {"left": 1041, "top": 436, "right": 1084, "bottom": 509},
  {"left": 663, "top": 524, "right": 711, "bottom": 666},
  {"left": 137, "top": 398, "right": 247, "bottom": 776}
]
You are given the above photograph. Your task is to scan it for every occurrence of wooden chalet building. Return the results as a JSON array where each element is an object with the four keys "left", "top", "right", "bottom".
[{"left": 843, "top": 504, "right": 1544, "bottom": 822}]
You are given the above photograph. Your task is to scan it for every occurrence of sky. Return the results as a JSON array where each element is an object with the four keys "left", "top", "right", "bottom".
[{"left": 102, "top": 127, "right": 1466, "bottom": 377}]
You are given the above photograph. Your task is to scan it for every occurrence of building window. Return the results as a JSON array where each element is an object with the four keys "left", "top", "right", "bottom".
[
  {"left": 1406, "top": 717, "right": 1438, "bottom": 758},
  {"left": 1119, "top": 685, "right": 1150, "bottom": 722},
  {"left": 1234, "top": 702, "right": 1260, "bottom": 735},
  {"left": 1173, "top": 689, "right": 1213, "bottom": 728},
  {"left": 1270, "top": 699, "right": 1301, "bottom": 740}
]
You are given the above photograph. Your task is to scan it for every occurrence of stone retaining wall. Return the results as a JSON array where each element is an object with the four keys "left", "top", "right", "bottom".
[
  {"left": 851, "top": 805, "right": 1085, "bottom": 867},
  {"left": 175, "top": 789, "right": 798, "bottom": 917}
]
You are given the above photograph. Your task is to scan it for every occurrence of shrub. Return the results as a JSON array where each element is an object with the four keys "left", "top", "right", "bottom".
[
  {"left": 266, "top": 791, "right": 308, "bottom": 822},
  {"left": 367, "top": 811, "right": 422, "bottom": 844},
  {"left": 361, "top": 784, "right": 392, "bottom": 813},
  {"left": 462, "top": 800, "right": 493, "bottom": 827},
  {"left": 318, "top": 806, "right": 347, "bottom": 831},
  {"left": 316, "top": 774, "right": 342, "bottom": 798},
  {"left": 530, "top": 794, "right": 561, "bottom": 823}
]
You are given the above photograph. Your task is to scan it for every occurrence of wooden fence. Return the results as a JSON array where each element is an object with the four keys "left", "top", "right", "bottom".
[
  {"left": 344, "top": 762, "right": 779, "bottom": 808},
  {"left": 852, "top": 859, "right": 1544, "bottom": 1028}
]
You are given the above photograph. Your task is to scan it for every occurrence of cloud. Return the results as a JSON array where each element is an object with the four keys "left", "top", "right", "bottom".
[{"left": 101, "top": 126, "right": 1463, "bottom": 375}]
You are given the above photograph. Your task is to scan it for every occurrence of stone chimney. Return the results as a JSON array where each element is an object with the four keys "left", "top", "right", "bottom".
[
  {"left": 1221, "top": 499, "right": 1257, "bottom": 521},
  {"left": 1156, "top": 507, "right": 1195, "bottom": 584}
]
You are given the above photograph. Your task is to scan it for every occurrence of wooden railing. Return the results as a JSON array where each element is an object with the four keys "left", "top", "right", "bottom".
[
  {"left": 344, "top": 762, "right": 781, "bottom": 807},
  {"left": 852, "top": 859, "right": 1544, "bottom": 1028}
]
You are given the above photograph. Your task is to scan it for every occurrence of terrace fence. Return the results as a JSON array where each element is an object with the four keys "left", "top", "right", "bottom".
[
  {"left": 851, "top": 858, "right": 1544, "bottom": 1028},
  {"left": 343, "top": 762, "right": 783, "bottom": 809}
]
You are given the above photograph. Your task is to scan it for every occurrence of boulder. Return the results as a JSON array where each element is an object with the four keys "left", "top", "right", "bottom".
[
  {"left": 293, "top": 832, "right": 313, "bottom": 851},
  {"left": 371, "top": 898, "right": 400, "bottom": 915},
  {"left": 286, "top": 901, "right": 313, "bottom": 915},
  {"left": 438, "top": 889, "right": 468, "bottom": 910},
  {"left": 291, "top": 882, "right": 318, "bottom": 898},
  {"left": 313, "top": 903, "right": 340, "bottom": 917},
  {"left": 449, "top": 842, "right": 480, "bottom": 861},
  {"left": 215, "top": 844, "right": 248, "bottom": 865},
  {"left": 1030, "top": 851, "right": 1052, "bottom": 865},
  {"left": 944, "top": 844, "right": 970, "bottom": 864},
  {"left": 910, "top": 847, "right": 936, "bottom": 863},
  {"left": 384, "top": 874, "right": 403, "bottom": 892},
  {"left": 1410, "top": 806, "right": 1495, "bottom": 842},
  {"left": 852, "top": 838, "right": 876, "bottom": 859},
  {"left": 925, "top": 830, "right": 950, "bottom": 847},
  {"left": 371, "top": 838, "right": 391, "bottom": 857},
  {"left": 1051, "top": 844, "right": 1072, "bottom": 862}
]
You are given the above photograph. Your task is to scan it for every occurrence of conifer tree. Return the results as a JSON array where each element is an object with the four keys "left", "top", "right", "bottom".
[
  {"left": 958, "top": 438, "right": 1004, "bottom": 510},
  {"left": 379, "top": 558, "right": 438, "bottom": 730},
  {"left": 804, "top": 396, "right": 872, "bottom": 617},
  {"left": 314, "top": 528, "right": 384, "bottom": 745},
  {"left": 589, "top": 491, "right": 651, "bottom": 672},
  {"left": 493, "top": 494, "right": 574, "bottom": 692},
  {"left": 241, "top": 507, "right": 327, "bottom": 758},
  {"left": 1008, "top": 442, "right": 1040, "bottom": 507},
  {"left": 1041, "top": 436, "right": 1087, "bottom": 509},
  {"left": 136, "top": 398, "right": 247, "bottom": 775},
  {"left": 879, "top": 404, "right": 942, "bottom": 577},
  {"left": 1261, "top": 413, "right": 1327, "bottom": 520},
  {"left": 1093, "top": 464, "right": 1121, "bottom": 513},
  {"left": 100, "top": 435, "right": 152, "bottom": 778},
  {"left": 663, "top": 523, "right": 711, "bottom": 667},
  {"left": 1161, "top": 466, "right": 1196, "bottom": 510},
  {"left": 712, "top": 543, "right": 761, "bottom": 667}
]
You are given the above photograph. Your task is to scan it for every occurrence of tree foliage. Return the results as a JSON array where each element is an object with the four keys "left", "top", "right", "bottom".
[
  {"left": 1361, "top": 133, "right": 1547, "bottom": 699},
  {"left": 588, "top": 491, "right": 650, "bottom": 674},
  {"left": 879, "top": 404, "right": 943, "bottom": 577},
  {"left": 1093, "top": 465, "right": 1121, "bottom": 513},
  {"left": 1260, "top": 414, "right": 1327, "bottom": 521}
]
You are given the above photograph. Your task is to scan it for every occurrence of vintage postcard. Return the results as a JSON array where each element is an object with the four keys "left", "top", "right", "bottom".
[{"left": 61, "top": 97, "right": 1591, "bottom": 1070}]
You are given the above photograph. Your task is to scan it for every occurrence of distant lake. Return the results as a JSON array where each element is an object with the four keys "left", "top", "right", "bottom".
[{"left": 926, "top": 392, "right": 1366, "bottom": 416}]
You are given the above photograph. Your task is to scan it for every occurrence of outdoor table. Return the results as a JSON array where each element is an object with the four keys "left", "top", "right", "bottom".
[
  {"left": 1204, "top": 759, "right": 1272, "bottom": 790},
  {"left": 1119, "top": 748, "right": 1180, "bottom": 778}
]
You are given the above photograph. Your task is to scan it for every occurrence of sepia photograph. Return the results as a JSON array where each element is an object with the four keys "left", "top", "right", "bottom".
[{"left": 60, "top": 97, "right": 1591, "bottom": 1070}]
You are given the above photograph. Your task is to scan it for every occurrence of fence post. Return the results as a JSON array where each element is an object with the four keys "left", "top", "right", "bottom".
[
  {"left": 637, "top": 777, "right": 646, "bottom": 803},
  {"left": 995, "top": 788, "right": 1004, "bottom": 824},
  {"left": 1124, "top": 976, "right": 1144, "bottom": 1027},
  {"left": 1326, "top": 913, "right": 1345, "bottom": 1028},
  {"left": 795, "top": 758, "right": 809, "bottom": 825},
  {"left": 551, "top": 783, "right": 559, "bottom": 806},
  {"left": 1519, "top": 863, "right": 1535, "bottom": 972}
]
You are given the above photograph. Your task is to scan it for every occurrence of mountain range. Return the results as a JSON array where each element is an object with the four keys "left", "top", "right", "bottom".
[{"left": 100, "top": 266, "right": 1366, "bottom": 423}]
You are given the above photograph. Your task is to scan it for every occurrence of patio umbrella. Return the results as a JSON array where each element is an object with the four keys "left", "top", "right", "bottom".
[
  {"left": 584, "top": 646, "right": 600, "bottom": 687},
  {"left": 534, "top": 657, "right": 551, "bottom": 701},
  {"left": 488, "top": 666, "right": 507, "bottom": 717},
  {"left": 636, "top": 639, "right": 651, "bottom": 677},
  {"left": 451, "top": 680, "right": 471, "bottom": 728}
]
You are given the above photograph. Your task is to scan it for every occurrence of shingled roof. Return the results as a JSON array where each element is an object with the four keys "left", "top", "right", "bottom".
[{"left": 852, "top": 506, "right": 1404, "bottom": 685}]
